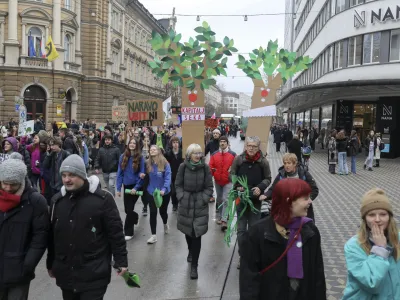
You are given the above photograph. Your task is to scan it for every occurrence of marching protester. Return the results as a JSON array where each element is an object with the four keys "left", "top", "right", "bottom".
[
  {"left": 374, "top": 132, "right": 382, "bottom": 168},
  {"left": 327, "top": 130, "right": 338, "bottom": 174},
  {"left": 209, "top": 136, "right": 236, "bottom": 231},
  {"left": 58, "top": 128, "right": 79, "bottom": 155},
  {"left": 261, "top": 153, "right": 319, "bottom": 221},
  {"left": 116, "top": 138, "right": 145, "bottom": 241},
  {"left": 46, "top": 154, "right": 128, "bottom": 299},
  {"left": 364, "top": 130, "right": 376, "bottom": 171},
  {"left": 343, "top": 188, "right": 400, "bottom": 299},
  {"left": 349, "top": 130, "right": 360, "bottom": 174},
  {"left": 27, "top": 134, "right": 42, "bottom": 189},
  {"left": 95, "top": 134, "right": 121, "bottom": 197},
  {"left": 165, "top": 136, "right": 184, "bottom": 212},
  {"left": 43, "top": 137, "right": 70, "bottom": 198},
  {"left": 145, "top": 145, "right": 172, "bottom": 244},
  {"left": 204, "top": 129, "right": 221, "bottom": 157},
  {"left": 240, "top": 178, "right": 326, "bottom": 299},
  {"left": 336, "top": 130, "right": 349, "bottom": 175},
  {"left": 175, "top": 144, "right": 214, "bottom": 279},
  {"left": 0, "top": 157, "right": 49, "bottom": 299},
  {"left": 230, "top": 136, "right": 271, "bottom": 269},
  {"left": 273, "top": 125, "right": 282, "bottom": 152},
  {"left": 287, "top": 134, "right": 303, "bottom": 164},
  {"left": 2, "top": 137, "right": 18, "bottom": 155}
]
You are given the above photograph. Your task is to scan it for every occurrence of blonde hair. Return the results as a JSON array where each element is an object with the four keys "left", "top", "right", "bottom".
[
  {"left": 358, "top": 215, "right": 400, "bottom": 260},
  {"left": 282, "top": 153, "right": 298, "bottom": 164},
  {"left": 146, "top": 145, "right": 168, "bottom": 173},
  {"left": 186, "top": 143, "right": 202, "bottom": 160}
]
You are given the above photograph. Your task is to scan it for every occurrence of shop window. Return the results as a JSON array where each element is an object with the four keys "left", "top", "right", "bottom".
[
  {"left": 363, "top": 32, "right": 381, "bottom": 64},
  {"left": 28, "top": 26, "right": 44, "bottom": 58},
  {"left": 348, "top": 35, "right": 362, "bottom": 66},
  {"left": 390, "top": 29, "right": 400, "bottom": 61}
]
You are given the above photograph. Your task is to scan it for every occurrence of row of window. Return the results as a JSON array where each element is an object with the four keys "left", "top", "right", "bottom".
[
  {"left": 295, "top": 0, "right": 316, "bottom": 38},
  {"left": 296, "top": 0, "right": 376, "bottom": 56},
  {"left": 293, "top": 29, "right": 400, "bottom": 87},
  {"left": 33, "top": 0, "right": 73, "bottom": 11}
]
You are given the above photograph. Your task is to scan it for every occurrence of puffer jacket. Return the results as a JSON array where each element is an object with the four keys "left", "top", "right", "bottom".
[
  {"left": 343, "top": 234, "right": 400, "bottom": 300},
  {"left": 336, "top": 137, "right": 348, "bottom": 153},
  {"left": 209, "top": 149, "right": 236, "bottom": 186},
  {"left": 175, "top": 159, "right": 213, "bottom": 238},
  {"left": 95, "top": 144, "right": 120, "bottom": 173}
]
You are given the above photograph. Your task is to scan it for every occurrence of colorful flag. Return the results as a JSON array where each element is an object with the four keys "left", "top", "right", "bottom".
[
  {"left": 211, "top": 112, "right": 216, "bottom": 119},
  {"left": 28, "top": 36, "right": 36, "bottom": 57},
  {"left": 45, "top": 36, "right": 59, "bottom": 62},
  {"left": 40, "top": 37, "right": 46, "bottom": 58}
]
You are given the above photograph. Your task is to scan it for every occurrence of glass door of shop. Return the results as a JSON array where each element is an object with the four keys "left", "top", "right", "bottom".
[{"left": 353, "top": 104, "right": 376, "bottom": 145}]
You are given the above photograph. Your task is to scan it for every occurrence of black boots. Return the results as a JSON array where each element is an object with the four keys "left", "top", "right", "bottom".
[
  {"left": 190, "top": 265, "right": 198, "bottom": 280},
  {"left": 374, "top": 160, "right": 380, "bottom": 167},
  {"left": 187, "top": 251, "right": 192, "bottom": 263}
]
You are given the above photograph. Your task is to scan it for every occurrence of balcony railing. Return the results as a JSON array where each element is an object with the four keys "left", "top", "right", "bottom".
[
  {"left": 20, "top": 56, "right": 50, "bottom": 69},
  {"left": 64, "top": 61, "right": 81, "bottom": 73},
  {"left": 112, "top": 73, "right": 121, "bottom": 81}
]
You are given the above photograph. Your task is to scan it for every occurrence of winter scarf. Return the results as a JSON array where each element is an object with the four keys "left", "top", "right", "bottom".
[
  {"left": 0, "top": 180, "right": 25, "bottom": 212},
  {"left": 245, "top": 150, "right": 261, "bottom": 163}
]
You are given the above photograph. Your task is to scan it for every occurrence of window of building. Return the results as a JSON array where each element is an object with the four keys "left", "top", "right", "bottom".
[
  {"left": 334, "top": 41, "right": 344, "bottom": 69},
  {"left": 350, "top": 0, "right": 364, "bottom": 7},
  {"left": 113, "top": 97, "right": 119, "bottom": 106},
  {"left": 112, "top": 10, "right": 120, "bottom": 31},
  {"left": 130, "top": 59, "right": 135, "bottom": 80},
  {"left": 112, "top": 50, "right": 119, "bottom": 74},
  {"left": 64, "top": 34, "right": 71, "bottom": 62},
  {"left": 390, "top": 29, "right": 400, "bottom": 61},
  {"left": 64, "top": 0, "right": 72, "bottom": 10},
  {"left": 28, "top": 26, "right": 44, "bottom": 58},
  {"left": 336, "top": 0, "right": 346, "bottom": 13},
  {"left": 348, "top": 35, "right": 362, "bottom": 66},
  {"left": 330, "top": 0, "right": 336, "bottom": 17},
  {"left": 363, "top": 32, "right": 381, "bottom": 64}
]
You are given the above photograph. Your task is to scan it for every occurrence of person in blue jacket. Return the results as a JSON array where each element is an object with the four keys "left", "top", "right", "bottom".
[
  {"left": 145, "top": 144, "right": 171, "bottom": 245},
  {"left": 343, "top": 188, "right": 400, "bottom": 299},
  {"left": 116, "top": 138, "right": 145, "bottom": 241}
]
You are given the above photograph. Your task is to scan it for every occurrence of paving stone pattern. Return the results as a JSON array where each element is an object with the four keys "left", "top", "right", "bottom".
[{"left": 267, "top": 142, "right": 400, "bottom": 300}]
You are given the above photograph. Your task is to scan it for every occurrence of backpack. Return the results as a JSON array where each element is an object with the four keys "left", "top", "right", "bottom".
[{"left": 379, "top": 141, "right": 385, "bottom": 151}]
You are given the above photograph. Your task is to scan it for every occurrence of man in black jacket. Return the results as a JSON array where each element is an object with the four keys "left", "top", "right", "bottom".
[
  {"left": 204, "top": 129, "right": 221, "bottom": 156},
  {"left": 273, "top": 125, "right": 282, "bottom": 152},
  {"left": 165, "top": 136, "right": 183, "bottom": 211},
  {"left": 47, "top": 155, "right": 128, "bottom": 299},
  {"left": 282, "top": 125, "right": 293, "bottom": 152},
  {"left": 59, "top": 128, "right": 78, "bottom": 155},
  {"left": 95, "top": 134, "right": 120, "bottom": 197},
  {"left": 0, "top": 158, "right": 49, "bottom": 300}
]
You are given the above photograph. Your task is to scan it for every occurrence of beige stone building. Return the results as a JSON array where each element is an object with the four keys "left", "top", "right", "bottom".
[{"left": 0, "top": 0, "right": 172, "bottom": 125}]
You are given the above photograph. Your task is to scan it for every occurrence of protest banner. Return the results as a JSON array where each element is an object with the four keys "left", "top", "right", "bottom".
[
  {"left": 127, "top": 100, "right": 164, "bottom": 127},
  {"left": 18, "top": 120, "right": 34, "bottom": 136},
  {"left": 181, "top": 107, "right": 205, "bottom": 122},
  {"left": 112, "top": 105, "right": 128, "bottom": 122},
  {"left": 0, "top": 153, "right": 9, "bottom": 164},
  {"left": 205, "top": 118, "right": 219, "bottom": 129}
]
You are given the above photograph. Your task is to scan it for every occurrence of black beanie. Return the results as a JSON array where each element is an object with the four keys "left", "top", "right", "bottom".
[{"left": 219, "top": 136, "right": 229, "bottom": 143}]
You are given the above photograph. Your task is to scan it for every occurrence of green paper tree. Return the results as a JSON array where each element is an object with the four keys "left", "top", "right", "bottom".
[
  {"left": 148, "top": 21, "right": 238, "bottom": 91},
  {"left": 236, "top": 40, "right": 312, "bottom": 84}
]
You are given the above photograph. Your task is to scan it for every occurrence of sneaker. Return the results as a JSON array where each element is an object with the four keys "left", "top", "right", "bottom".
[
  {"left": 368, "top": 168, "right": 373, "bottom": 171},
  {"left": 221, "top": 222, "right": 227, "bottom": 232},
  {"left": 147, "top": 235, "right": 157, "bottom": 244},
  {"left": 125, "top": 236, "right": 133, "bottom": 241},
  {"left": 164, "top": 223, "right": 170, "bottom": 234},
  {"left": 142, "top": 208, "right": 148, "bottom": 216},
  {"left": 209, "top": 197, "right": 215, "bottom": 203},
  {"left": 187, "top": 252, "right": 192, "bottom": 263},
  {"left": 190, "top": 265, "right": 198, "bottom": 280}
]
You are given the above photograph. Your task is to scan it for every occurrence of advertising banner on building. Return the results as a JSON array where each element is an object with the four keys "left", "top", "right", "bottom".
[
  {"left": 112, "top": 105, "right": 128, "bottom": 122},
  {"left": 127, "top": 100, "right": 164, "bottom": 127},
  {"left": 336, "top": 101, "right": 353, "bottom": 133},
  {"left": 56, "top": 104, "right": 63, "bottom": 117}
]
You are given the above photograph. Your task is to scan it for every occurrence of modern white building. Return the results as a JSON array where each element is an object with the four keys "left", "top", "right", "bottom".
[
  {"left": 205, "top": 85, "right": 222, "bottom": 108},
  {"left": 279, "top": 0, "right": 400, "bottom": 158},
  {"left": 238, "top": 93, "right": 252, "bottom": 116}
]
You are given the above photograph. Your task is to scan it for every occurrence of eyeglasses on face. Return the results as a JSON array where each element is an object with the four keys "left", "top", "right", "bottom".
[{"left": 247, "top": 145, "right": 258, "bottom": 149}]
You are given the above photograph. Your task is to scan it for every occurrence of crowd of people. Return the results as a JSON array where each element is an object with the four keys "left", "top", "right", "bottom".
[{"left": 0, "top": 117, "right": 398, "bottom": 300}]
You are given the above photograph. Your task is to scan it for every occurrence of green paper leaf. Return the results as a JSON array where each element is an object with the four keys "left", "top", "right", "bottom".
[
  {"left": 215, "top": 67, "right": 220, "bottom": 75},
  {"left": 221, "top": 57, "right": 228, "bottom": 66},
  {"left": 252, "top": 49, "right": 259, "bottom": 55},
  {"left": 162, "top": 60, "right": 173, "bottom": 69},
  {"left": 202, "top": 21, "right": 209, "bottom": 28},
  {"left": 196, "top": 35, "right": 208, "bottom": 42},
  {"left": 213, "top": 54, "right": 223, "bottom": 60},
  {"left": 194, "top": 75, "right": 205, "bottom": 80},
  {"left": 148, "top": 61, "right": 158, "bottom": 69},
  {"left": 210, "top": 42, "right": 222, "bottom": 48},
  {"left": 219, "top": 67, "right": 227, "bottom": 77},
  {"left": 209, "top": 48, "right": 217, "bottom": 59},
  {"left": 189, "top": 37, "right": 195, "bottom": 46},
  {"left": 173, "top": 33, "right": 182, "bottom": 43},
  {"left": 223, "top": 50, "right": 232, "bottom": 56},
  {"left": 238, "top": 55, "right": 245, "bottom": 63},
  {"left": 155, "top": 48, "right": 168, "bottom": 56},
  {"left": 186, "top": 79, "right": 194, "bottom": 88},
  {"left": 203, "top": 78, "right": 216, "bottom": 86},
  {"left": 162, "top": 71, "right": 169, "bottom": 84},
  {"left": 164, "top": 39, "right": 171, "bottom": 48},
  {"left": 223, "top": 36, "right": 230, "bottom": 47},
  {"left": 196, "top": 67, "right": 204, "bottom": 77},
  {"left": 168, "top": 28, "right": 175, "bottom": 40},
  {"left": 229, "top": 47, "right": 238, "bottom": 52},
  {"left": 169, "top": 75, "right": 181, "bottom": 81},
  {"left": 207, "top": 30, "right": 216, "bottom": 36},
  {"left": 253, "top": 72, "right": 262, "bottom": 80},
  {"left": 200, "top": 81, "right": 207, "bottom": 91},
  {"left": 194, "top": 27, "right": 205, "bottom": 33},
  {"left": 182, "top": 69, "right": 191, "bottom": 78}
]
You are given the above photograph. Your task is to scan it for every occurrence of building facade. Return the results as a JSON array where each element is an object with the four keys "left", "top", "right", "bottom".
[
  {"left": 0, "top": 0, "right": 170, "bottom": 126},
  {"left": 238, "top": 92, "right": 251, "bottom": 116},
  {"left": 205, "top": 85, "right": 222, "bottom": 108},
  {"left": 279, "top": 0, "right": 400, "bottom": 158}
]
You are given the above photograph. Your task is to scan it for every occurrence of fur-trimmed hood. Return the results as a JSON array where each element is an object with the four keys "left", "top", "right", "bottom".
[{"left": 60, "top": 175, "right": 100, "bottom": 197}]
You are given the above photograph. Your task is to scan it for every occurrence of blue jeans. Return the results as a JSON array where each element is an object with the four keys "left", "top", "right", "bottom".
[
  {"left": 351, "top": 156, "right": 357, "bottom": 174},
  {"left": 215, "top": 183, "right": 232, "bottom": 222},
  {"left": 103, "top": 172, "right": 116, "bottom": 197},
  {"left": 338, "top": 152, "right": 348, "bottom": 174}
]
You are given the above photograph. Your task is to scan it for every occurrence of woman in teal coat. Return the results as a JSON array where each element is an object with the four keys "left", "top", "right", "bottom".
[{"left": 343, "top": 188, "right": 400, "bottom": 299}]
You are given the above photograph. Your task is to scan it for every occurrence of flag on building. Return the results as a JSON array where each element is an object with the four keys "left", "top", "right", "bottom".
[
  {"left": 45, "top": 36, "right": 59, "bottom": 62},
  {"left": 28, "top": 35, "right": 36, "bottom": 57},
  {"left": 40, "top": 37, "right": 46, "bottom": 58},
  {"left": 211, "top": 112, "right": 216, "bottom": 119}
]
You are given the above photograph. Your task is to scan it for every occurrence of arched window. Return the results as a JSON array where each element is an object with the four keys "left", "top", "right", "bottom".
[
  {"left": 64, "top": 34, "right": 71, "bottom": 62},
  {"left": 28, "top": 27, "right": 44, "bottom": 58}
]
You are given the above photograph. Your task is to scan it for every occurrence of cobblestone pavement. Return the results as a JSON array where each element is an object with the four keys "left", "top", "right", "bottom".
[
  {"left": 267, "top": 141, "right": 400, "bottom": 300},
  {"left": 29, "top": 136, "right": 400, "bottom": 299}
]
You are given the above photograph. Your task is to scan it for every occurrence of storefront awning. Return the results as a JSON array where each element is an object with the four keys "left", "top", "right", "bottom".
[{"left": 277, "top": 79, "right": 400, "bottom": 113}]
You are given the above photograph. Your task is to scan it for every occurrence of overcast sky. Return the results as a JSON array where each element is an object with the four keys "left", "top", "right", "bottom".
[{"left": 143, "top": 0, "right": 285, "bottom": 95}]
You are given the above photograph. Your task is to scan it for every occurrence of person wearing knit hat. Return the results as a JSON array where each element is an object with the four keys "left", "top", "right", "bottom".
[
  {"left": 343, "top": 188, "right": 400, "bottom": 299},
  {"left": 60, "top": 154, "right": 87, "bottom": 181},
  {"left": 0, "top": 154, "right": 49, "bottom": 297}
]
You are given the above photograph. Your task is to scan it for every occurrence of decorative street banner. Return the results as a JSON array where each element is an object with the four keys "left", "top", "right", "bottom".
[
  {"left": 0, "top": 153, "right": 9, "bottom": 164},
  {"left": 127, "top": 100, "right": 164, "bottom": 127},
  {"left": 205, "top": 118, "right": 219, "bottom": 129},
  {"left": 18, "top": 120, "right": 34, "bottom": 136},
  {"left": 182, "top": 107, "right": 205, "bottom": 121},
  {"left": 56, "top": 104, "right": 63, "bottom": 117},
  {"left": 112, "top": 105, "right": 128, "bottom": 122}
]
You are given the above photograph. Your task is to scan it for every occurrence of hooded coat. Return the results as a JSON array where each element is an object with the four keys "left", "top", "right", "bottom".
[
  {"left": 2, "top": 137, "right": 18, "bottom": 154},
  {"left": 175, "top": 159, "right": 213, "bottom": 238}
]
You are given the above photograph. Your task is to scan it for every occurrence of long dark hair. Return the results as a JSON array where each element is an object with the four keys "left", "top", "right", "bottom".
[{"left": 121, "top": 138, "right": 141, "bottom": 171}]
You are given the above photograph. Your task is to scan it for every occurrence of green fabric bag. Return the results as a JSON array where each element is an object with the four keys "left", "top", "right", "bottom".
[{"left": 153, "top": 188, "right": 163, "bottom": 208}]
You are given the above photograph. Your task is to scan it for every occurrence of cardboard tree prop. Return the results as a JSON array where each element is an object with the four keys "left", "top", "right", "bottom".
[
  {"left": 236, "top": 40, "right": 312, "bottom": 154},
  {"left": 148, "top": 22, "right": 237, "bottom": 152}
]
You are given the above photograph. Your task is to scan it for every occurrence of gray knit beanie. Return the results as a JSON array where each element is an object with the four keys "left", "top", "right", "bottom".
[
  {"left": 59, "top": 154, "right": 87, "bottom": 180},
  {"left": 0, "top": 158, "right": 27, "bottom": 183},
  {"left": 9, "top": 152, "right": 24, "bottom": 161}
]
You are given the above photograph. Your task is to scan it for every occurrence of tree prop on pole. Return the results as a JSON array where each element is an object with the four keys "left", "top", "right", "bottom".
[
  {"left": 223, "top": 175, "right": 260, "bottom": 247},
  {"left": 148, "top": 22, "right": 237, "bottom": 153},
  {"left": 236, "top": 40, "right": 312, "bottom": 154}
]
